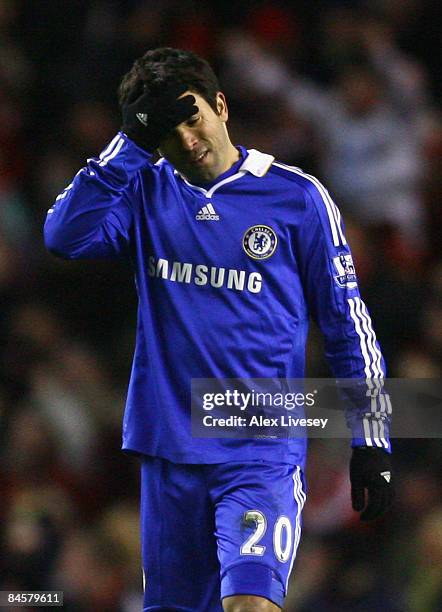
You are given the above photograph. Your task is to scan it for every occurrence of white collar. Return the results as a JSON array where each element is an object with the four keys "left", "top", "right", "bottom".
[{"left": 239, "top": 149, "right": 275, "bottom": 177}]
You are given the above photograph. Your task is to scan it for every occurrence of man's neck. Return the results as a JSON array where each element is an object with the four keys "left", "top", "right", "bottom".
[{"left": 191, "top": 144, "right": 244, "bottom": 188}]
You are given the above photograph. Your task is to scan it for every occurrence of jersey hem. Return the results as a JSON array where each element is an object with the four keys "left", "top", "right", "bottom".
[{"left": 121, "top": 442, "right": 305, "bottom": 466}]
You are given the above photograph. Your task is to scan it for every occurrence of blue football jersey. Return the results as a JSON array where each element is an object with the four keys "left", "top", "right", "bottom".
[{"left": 44, "top": 133, "right": 390, "bottom": 465}]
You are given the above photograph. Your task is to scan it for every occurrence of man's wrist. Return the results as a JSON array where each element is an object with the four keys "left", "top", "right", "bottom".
[
  {"left": 87, "top": 132, "right": 153, "bottom": 186},
  {"left": 117, "top": 131, "right": 155, "bottom": 161},
  {"left": 120, "top": 126, "right": 158, "bottom": 154}
]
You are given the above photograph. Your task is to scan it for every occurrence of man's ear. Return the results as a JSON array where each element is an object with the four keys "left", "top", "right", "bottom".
[{"left": 216, "top": 92, "right": 228, "bottom": 121}]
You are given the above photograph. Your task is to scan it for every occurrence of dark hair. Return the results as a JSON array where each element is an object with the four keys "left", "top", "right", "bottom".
[{"left": 118, "top": 47, "right": 220, "bottom": 112}]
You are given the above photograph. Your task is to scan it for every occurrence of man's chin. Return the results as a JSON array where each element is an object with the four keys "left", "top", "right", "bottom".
[
  {"left": 188, "top": 171, "right": 213, "bottom": 184},
  {"left": 183, "top": 165, "right": 218, "bottom": 185}
]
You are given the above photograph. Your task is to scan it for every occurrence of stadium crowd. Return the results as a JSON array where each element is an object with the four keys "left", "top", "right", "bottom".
[{"left": 0, "top": 1, "right": 441, "bottom": 610}]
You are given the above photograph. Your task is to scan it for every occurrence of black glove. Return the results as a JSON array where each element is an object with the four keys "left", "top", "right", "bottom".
[
  {"left": 121, "top": 82, "right": 198, "bottom": 152},
  {"left": 350, "top": 447, "right": 394, "bottom": 520}
]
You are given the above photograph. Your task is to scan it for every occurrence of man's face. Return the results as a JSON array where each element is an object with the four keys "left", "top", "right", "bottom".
[{"left": 158, "top": 91, "right": 236, "bottom": 183}]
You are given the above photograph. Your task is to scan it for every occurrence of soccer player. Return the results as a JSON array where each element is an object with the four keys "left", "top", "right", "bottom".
[{"left": 44, "top": 48, "right": 394, "bottom": 612}]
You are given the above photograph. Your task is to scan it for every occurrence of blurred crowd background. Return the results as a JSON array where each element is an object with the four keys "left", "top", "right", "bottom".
[{"left": 0, "top": 1, "right": 441, "bottom": 610}]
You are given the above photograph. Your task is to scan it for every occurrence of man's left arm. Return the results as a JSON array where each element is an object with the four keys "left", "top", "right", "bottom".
[{"left": 296, "top": 179, "right": 394, "bottom": 520}]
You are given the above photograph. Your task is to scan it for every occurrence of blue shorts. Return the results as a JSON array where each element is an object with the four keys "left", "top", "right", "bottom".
[{"left": 140, "top": 457, "right": 306, "bottom": 611}]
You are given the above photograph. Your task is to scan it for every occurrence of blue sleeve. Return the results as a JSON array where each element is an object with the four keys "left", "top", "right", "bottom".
[
  {"left": 44, "top": 132, "right": 152, "bottom": 259},
  {"left": 297, "top": 178, "right": 391, "bottom": 451}
]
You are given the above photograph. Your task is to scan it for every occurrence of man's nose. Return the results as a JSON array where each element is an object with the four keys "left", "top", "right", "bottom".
[{"left": 176, "top": 127, "right": 198, "bottom": 150}]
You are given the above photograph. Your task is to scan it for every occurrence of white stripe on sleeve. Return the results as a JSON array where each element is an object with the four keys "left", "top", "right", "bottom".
[
  {"left": 348, "top": 298, "right": 372, "bottom": 378},
  {"left": 99, "top": 136, "right": 125, "bottom": 166},
  {"left": 99, "top": 134, "right": 122, "bottom": 161}
]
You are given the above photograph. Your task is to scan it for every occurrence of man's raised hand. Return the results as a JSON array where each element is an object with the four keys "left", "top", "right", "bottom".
[{"left": 121, "top": 82, "right": 197, "bottom": 152}]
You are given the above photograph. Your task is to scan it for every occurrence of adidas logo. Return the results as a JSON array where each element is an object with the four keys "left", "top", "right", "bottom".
[
  {"left": 380, "top": 471, "right": 391, "bottom": 483},
  {"left": 196, "top": 203, "right": 219, "bottom": 221},
  {"left": 136, "top": 113, "right": 148, "bottom": 126}
]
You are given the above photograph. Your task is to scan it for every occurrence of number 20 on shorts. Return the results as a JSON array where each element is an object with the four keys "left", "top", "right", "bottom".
[{"left": 240, "top": 510, "right": 293, "bottom": 563}]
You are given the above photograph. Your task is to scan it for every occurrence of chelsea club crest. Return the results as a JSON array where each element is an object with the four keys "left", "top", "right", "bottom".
[{"left": 243, "top": 225, "right": 278, "bottom": 260}]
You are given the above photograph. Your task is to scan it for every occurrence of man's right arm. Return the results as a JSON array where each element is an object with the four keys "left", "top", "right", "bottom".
[
  {"left": 44, "top": 132, "right": 151, "bottom": 260},
  {"left": 44, "top": 81, "right": 197, "bottom": 260}
]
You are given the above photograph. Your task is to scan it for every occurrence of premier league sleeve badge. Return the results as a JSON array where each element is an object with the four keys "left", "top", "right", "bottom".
[{"left": 333, "top": 252, "right": 358, "bottom": 288}]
